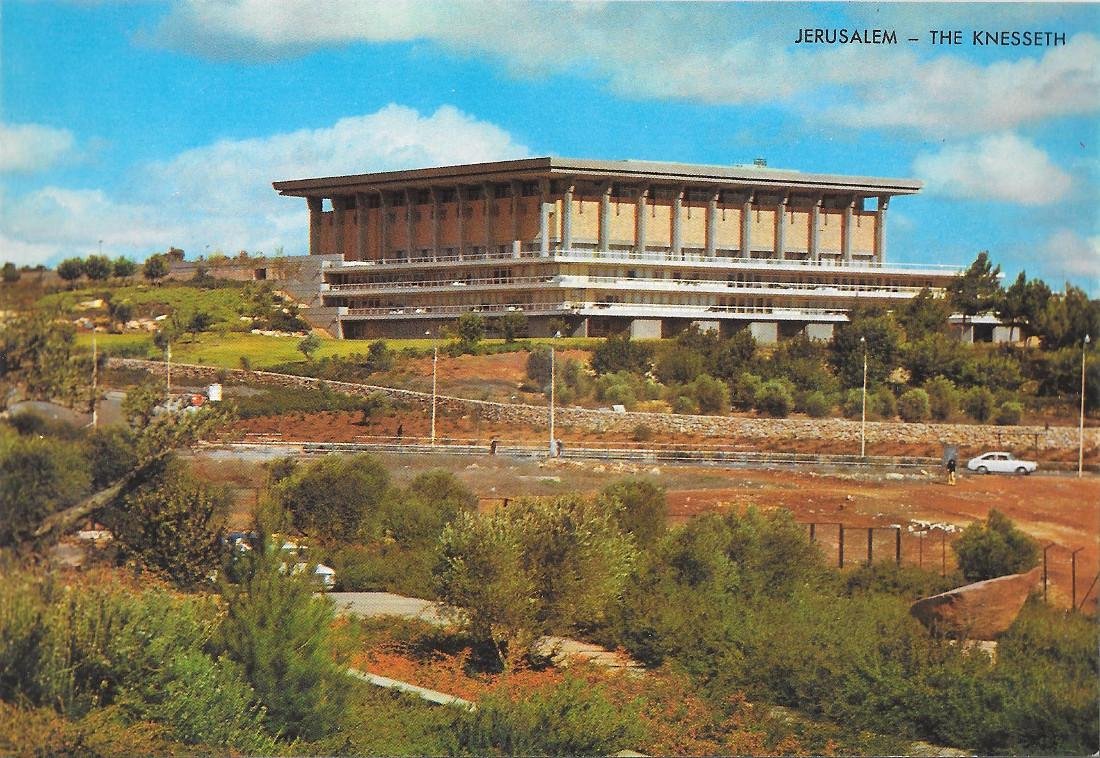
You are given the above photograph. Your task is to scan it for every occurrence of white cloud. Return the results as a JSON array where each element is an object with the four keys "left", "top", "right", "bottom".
[
  {"left": 1042, "top": 229, "right": 1100, "bottom": 288},
  {"left": 153, "top": 2, "right": 1100, "bottom": 134},
  {"left": 0, "top": 122, "right": 76, "bottom": 173},
  {"left": 913, "top": 134, "right": 1072, "bottom": 205},
  {"left": 1, "top": 104, "right": 530, "bottom": 266}
]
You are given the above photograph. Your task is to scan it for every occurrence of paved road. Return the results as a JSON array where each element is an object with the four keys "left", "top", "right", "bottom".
[{"left": 328, "top": 591, "right": 454, "bottom": 625}]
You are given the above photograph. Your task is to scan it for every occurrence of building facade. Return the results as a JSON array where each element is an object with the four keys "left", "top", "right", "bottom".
[{"left": 273, "top": 158, "right": 960, "bottom": 341}]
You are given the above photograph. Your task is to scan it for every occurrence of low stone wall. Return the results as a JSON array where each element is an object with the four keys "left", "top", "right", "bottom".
[{"left": 110, "top": 358, "right": 1096, "bottom": 453}]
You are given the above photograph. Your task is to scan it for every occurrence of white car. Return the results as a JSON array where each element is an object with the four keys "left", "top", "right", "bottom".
[{"left": 966, "top": 452, "right": 1038, "bottom": 475}]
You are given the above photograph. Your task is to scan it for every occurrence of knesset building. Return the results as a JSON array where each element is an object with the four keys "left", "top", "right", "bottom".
[{"left": 272, "top": 157, "right": 961, "bottom": 341}]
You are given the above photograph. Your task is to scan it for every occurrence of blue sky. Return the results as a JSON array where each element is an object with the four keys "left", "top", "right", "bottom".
[{"left": 2, "top": 1, "right": 1097, "bottom": 293}]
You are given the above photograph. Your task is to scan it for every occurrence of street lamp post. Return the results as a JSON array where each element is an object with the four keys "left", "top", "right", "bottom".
[
  {"left": 860, "top": 336, "right": 867, "bottom": 458},
  {"left": 1080, "top": 334, "right": 1090, "bottom": 478},
  {"left": 91, "top": 331, "right": 98, "bottom": 429},
  {"left": 426, "top": 330, "right": 438, "bottom": 446}
]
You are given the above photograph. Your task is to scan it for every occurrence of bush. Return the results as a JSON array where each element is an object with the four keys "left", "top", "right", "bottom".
[
  {"left": 729, "top": 372, "right": 762, "bottom": 411},
  {"left": 754, "top": 379, "right": 793, "bottom": 418},
  {"left": 455, "top": 312, "right": 485, "bottom": 350},
  {"left": 994, "top": 400, "right": 1024, "bottom": 426},
  {"left": 871, "top": 387, "right": 896, "bottom": 420},
  {"left": 273, "top": 453, "right": 390, "bottom": 540},
  {"left": 591, "top": 333, "right": 653, "bottom": 375},
  {"left": 601, "top": 477, "right": 668, "bottom": 548},
  {"left": 670, "top": 394, "right": 698, "bottom": 414},
  {"left": 689, "top": 373, "right": 730, "bottom": 415},
  {"left": 897, "top": 388, "right": 931, "bottom": 422},
  {"left": 924, "top": 375, "right": 958, "bottom": 421},
  {"left": 952, "top": 509, "right": 1039, "bottom": 582},
  {"left": 632, "top": 423, "right": 654, "bottom": 442},
  {"left": 801, "top": 390, "right": 833, "bottom": 418},
  {"left": 962, "top": 386, "right": 996, "bottom": 422},
  {"left": 525, "top": 347, "right": 552, "bottom": 385},
  {"left": 455, "top": 676, "right": 643, "bottom": 756},
  {"left": 655, "top": 346, "right": 705, "bottom": 384}
]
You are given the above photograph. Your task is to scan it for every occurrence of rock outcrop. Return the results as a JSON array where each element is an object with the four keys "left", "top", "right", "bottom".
[{"left": 909, "top": 567, "right": 1041, "bottom": 640}]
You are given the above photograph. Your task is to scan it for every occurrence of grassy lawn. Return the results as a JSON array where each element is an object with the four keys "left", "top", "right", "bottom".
[
  {"left": 37, "top": 282, "right": 254, "bottom": 324},
  {"left": 77, "top": 331, "right": 600, "bottom": 371}
]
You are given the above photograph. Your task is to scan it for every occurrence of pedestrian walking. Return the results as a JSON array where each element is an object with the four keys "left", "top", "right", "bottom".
[
  {"left": 396, "top": 423, "right": 403, "bottom": 440},
  {"left": 490, "top": 438, "right": 498, "bottom": 455},
  {"left": 946, "top": 457, "right": 957, "bottom": 486}
]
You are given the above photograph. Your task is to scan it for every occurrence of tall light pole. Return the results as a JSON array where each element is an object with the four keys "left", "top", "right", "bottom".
[
  {"left": 860, "top": 335, "right": 867, "bottom": 458},
  {"left": 166, "top": 342, "right": 172, "bottom": 396},
  {"left": 549, "top": 331, "right": 561, "bottom": 457},
  {"left": 90, "top": 331, "right": 98, "bottom": 429},
  {"left": 1080, "top": 333, "right": 1090, "bottom": 478},
  {"left": 426, "top": 329, "right": 438, "bottom": 446}
]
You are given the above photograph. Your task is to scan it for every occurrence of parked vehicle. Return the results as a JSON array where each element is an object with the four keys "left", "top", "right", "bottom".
[{"left": 966, "top": 452, "right": 1038, "bottom": 475}]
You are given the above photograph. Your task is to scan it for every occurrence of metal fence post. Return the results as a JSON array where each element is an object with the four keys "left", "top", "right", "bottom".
[
  {"left": 867, "top": 528, "right": 874, "bottom": 566},
  {"left": 1071, "top": 547, "right": 1084, "bottom": 610},
  {"left": 895, "top": 528, "right": 902, "bottom": 566},
  {"left": 838, "top": 524, "right": 845, "bottom": 569}
]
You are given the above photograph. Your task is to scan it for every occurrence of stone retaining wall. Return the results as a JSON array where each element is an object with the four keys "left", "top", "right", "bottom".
[{"left": 111, "top": 358, "right": 1096, "bottom": 452}]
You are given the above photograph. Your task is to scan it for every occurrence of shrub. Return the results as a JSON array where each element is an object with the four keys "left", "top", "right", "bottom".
[
  {"left": 602, "top": 477, "right": 668, "bottom": 549},
  {"left": 689, "top": 373, "right": 731, "bottom": 415},
  {"left": 455, "top": 312, "right": 485, "bottom": 350},
  {"left": 273, "top": 453, "right": 390, "bottom": 540},
  {"left": 729, "top": 372, "right": 762, "bottom": 411},
  {"left": 525, "top": 346, "right": 552, "bottom": 385},
  {"left": 801, "top": 390, "right": 833, "bottom": 418},
  {"left": 841, "top": 387, "right": 864, "bottom": 419},
  {"left": 962, "top": 386, "right": 996, "bottom": 422},
  {"left": 670, "top": 394, "right": 698, "bottom": 414},
  {"left": 871, "top": 386, "right": 896, "bottom": 419},
  {"left": 632, "top": 423, "right": 654, "bottom": 442},
  {"left": 455, "top": 676, "right": 643, "bottom": 756},
  {"left": 924, "top": 375, "right": 958, "bottom": 421},
  {"left": 952, "top": 509, "right": 1039, "bottom": 582},
  {"left": 994, "top": 400, "right": 1024, "bottom": 426},
  {"left": 591, "top": 332, "right": 653, "bottom": 375},
  {"left": 655, "top": 346, "right": 705, "bottom": 384},
  {"left": 754, "top": 379, "right": 793, "bottom": 418},
  {"left": 897, "top": 388, "right": 931, "bottom": 422}
]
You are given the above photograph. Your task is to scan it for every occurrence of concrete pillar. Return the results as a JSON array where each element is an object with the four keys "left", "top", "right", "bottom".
[
  {"left": 307, "top": 197, "right": 323, "bottom": 255},
  {"left": 875, "top": 196, "right": 889, "bottom": 264},
  {"left": 635, "top": 187, "right": 648, "bottom": 255},
  {"left": 740, "top": 191, "right": 754, "bottom": 259},
  {"left": 430, "top": 187, "right": 441, "bottom": 260},
  {"left": 671, "top": 186, "right": 684, "bottom": 259},
  {"left": 629, "top": 318, "right": 662, "bottom": 339},
  {"left": 706, "top": 191, "right": 719, "bottom": 258},
  {"left": 377, "top": 191, "right": 388, "bottom": 261},
  {"left": 404, "top": 189, "right": 416, "bottom": 260},
  {"left": 842, "top": 196, "right": 855, "bottom": 263},
  {"left": 810, "top": 195, "right": 822, "bottom": 263},
  {"left": 510, "top": 180, "right": 521, "bottom": 257},
  {"left": 775, "top": 193, "right": 788, "bottom": 260},
  {"left": 804, "top": 322, "right": 835, "bottom": 341},
  {"left": 562, "top": 181, "right": 574, "bottom": 251},
  {"left": 456, "top": 185, "right": 466, "bottom": 261},
  {"left": 355, "top": 192, "right": 369, "bottom": 261},
  {"left": 483, "top": 182, "right": 494, "bottom": 256},
  {"left": 598, "top": 183, "right": 612, "bottom": 253},
  {"left": 748, "top": 321, "right": 779, "bottom": 344},
  {"left": 331, "top": 196, "right": 347, "bottom": 258},
  {"left": 539, "top": 179, "right": 551, "bottom": 257}
]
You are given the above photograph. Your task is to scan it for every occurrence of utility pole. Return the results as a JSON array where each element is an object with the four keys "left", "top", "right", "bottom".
[
  {"left": 91, "top": 331, "right": 98, "bottom": 429},
  {"left": 1080, "top": 334, "right": 1090, "bottom": 478},
  {"left": 860, "top": 336, "right": 867, "bottom": 458}
]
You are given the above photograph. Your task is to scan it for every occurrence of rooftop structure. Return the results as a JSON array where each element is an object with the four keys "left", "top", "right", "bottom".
[{"left": 273, "top": 157, "right": 960, "bottom": 341}]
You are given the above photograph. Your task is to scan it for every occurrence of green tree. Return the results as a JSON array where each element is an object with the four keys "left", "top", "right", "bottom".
[
  {"left": 830, "top": 310, "right": 904, "bottom": 388},
  {"left": 0, "top": 433, "right": 92, "bottom": 546},
  {"left": 439, "top": 495, "right": 636, "bottom": 667},
  {"left": 953, "top": 509, "right": 1039, "bottom": 582},
  {"left": 689, "top": 373, "right": 731, "bottom": 415},
  {"left": 0, "top": 312, "right": 90, "bottom": 409},
  {"left": 219, "top": 535, "right": 347, "bottom": 741},
  {"left": 297, "top": 332, "right": 322, "bottom": 361},
  {"left": 1036, "top": 285, "right": 1100, "bottom": 350},
  {"left": 56, "top": 257, "right": 85, "bottom": 287},
  {"left": 455, "top": 312, "right": 485, "bottom": 350},
  {"left": 493, "top": 310, "right": 528, "bottom": 342},
  {"left": 655, "top": 345, "right": 705, "bottom": 384},
  {"left": 112, "top": 256, "right": 137, "bottom": 278},
  {"left": 591, "top": 332, "right": 653, "bottom": 375},
  {"left": 363, "top": 340, "right": 394, "bottom": 373},
  {"left": 526, "top": 346, "right": 552, "bottom": 385},
  {"left": 187, "top": 310, "right": 215, "bottom": 335},
  {"left": 947, "top": 251, "right": 1002, "bottom": 329},
  {"left": 898, "top": 287, "right": 951, "bottom": 340},
  {"left": 994, "top": 401, "right": 1024, "bottom": 426},
  {"left": 142, "top": 253, "right": 170, "bottom": 283},
  {"left": 709, "top": 330, "right": 758, "bottom": 380},
  {"left": 903, "top": 333, "right": 967, "bottom": 386},
  {"left": 999, "top": 271, "right": 1051, "bottom": 340},
  {"left": 962, "top": 386, "right": 995, "bottom": 422},
  {"left": 601, "top": 478, "right": 668, "bottom": 549},
  {"left": 754, "top": 379, "right": 794, "bottom": 417},
  {"left": 897, "top": 388, "right": 931, "bottom": 422},
  {"left": 2, "top": 262, "right": 20, "bottom": 282},
  {"left": 105, "top": 462, "right": 227, "bottom": 588},
  {"left": 381, "top": 469, "right": 476, "bottom": 547},
  {"left": 923, "top": 376, "right": 959, "bottom": 421},
  {"left": 83, "top": 254, "right": 112, "bottom": 281},
  {"left": 274, "top": 453, "right": 389, "bottom": 540}
]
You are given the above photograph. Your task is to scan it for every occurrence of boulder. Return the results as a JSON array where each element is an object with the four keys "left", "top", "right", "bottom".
[{"left": 909, "top": 567, "right": 1041, "bottom": 640}]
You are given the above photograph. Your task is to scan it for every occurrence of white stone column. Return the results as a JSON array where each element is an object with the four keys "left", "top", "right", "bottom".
[
  {"left": 456, "top": 185, "right": 466, "bottom": 261},
  {"left": 875, "top": 196, "right": 889, "bottom": 264},
  {"left": 775, "top": 193, "right": 788, "bottom": 260},
  {"left": 740, "top": 191, "right": 754, "bottom": 259},
  {"left": 810, "top": 195, "right": 822, "bottom": 263},
  {"left": 635, "top": 187, "right": 648, "bottom": 256},
  {"left": 598, "top": 183, "right": 612, "bottom": 253},
  {"left": 539, "top": 179, "right": 551, "bottom": 257},
  {"left": 307, "top": 197, "right": 323, "bottom": 255},
  {"left": 706, "top": 190, "right": 719, "bottom": 258},
  {"left": 671, "top": 186, "right": 684, "bottom": 259},
  {"left": 355, "top": 192, "right": 369, "bottom": 261},
  {"left": 562, "top": 180, "right": 574, "bottom": 251},
  {"left": 842, "top": 195, "right": 855, "bottom": 263}
]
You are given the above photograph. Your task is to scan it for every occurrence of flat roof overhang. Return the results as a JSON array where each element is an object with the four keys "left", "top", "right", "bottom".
[{"left": 273, "top": 157, "right": 921, "bottom": 199}]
